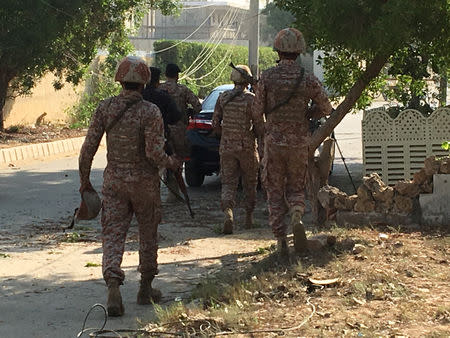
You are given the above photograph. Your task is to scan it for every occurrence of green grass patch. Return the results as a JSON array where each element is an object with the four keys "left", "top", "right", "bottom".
[{"left": 85, "top": 262, "right": 101, "bottom": 267}]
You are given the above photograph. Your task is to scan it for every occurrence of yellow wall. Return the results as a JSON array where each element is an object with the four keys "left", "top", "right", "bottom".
[{"left": 4, "top": 73, "right": 81, "bottom": 127}]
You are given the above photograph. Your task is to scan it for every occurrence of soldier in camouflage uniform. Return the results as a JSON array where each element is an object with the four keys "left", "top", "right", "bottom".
[
  {"left": 253, "top": 28, "right": 332, "bottom": 256},
  {"left": 212, "top": 65, "right": 264, "bottom": 234},
  {"left": 79, "top": 57, "right": 181, "bottom": 317},
  {"left": 160, "top": 64, "right": 202, "bottom": 202}
]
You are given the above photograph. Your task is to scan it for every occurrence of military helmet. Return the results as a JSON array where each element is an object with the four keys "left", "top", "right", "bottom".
[
  {"left": 77, "top": 189, "right": 102, "bottom": 220},
  {"left": 230, "top": 65, "right": 252, "bottom": 84},
  {"left": 114, "top": 56, "right": 150, "bottom": 84},
  {"left": 273, "top": 28, "right": 306, "bottom": 54}
]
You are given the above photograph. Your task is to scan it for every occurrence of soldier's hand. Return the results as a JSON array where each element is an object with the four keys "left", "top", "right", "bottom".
[{"left": 168, "top": 155, "right": 183, "bottom": 171}]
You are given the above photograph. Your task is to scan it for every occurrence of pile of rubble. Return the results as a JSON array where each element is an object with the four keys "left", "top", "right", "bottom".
[{"left": 318, "top": 156, "right": 450, "bottom": 216}]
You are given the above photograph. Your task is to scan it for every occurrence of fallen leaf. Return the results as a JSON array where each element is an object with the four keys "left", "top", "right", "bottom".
[{"left": 309, "top": 277, "right": 340, "bottom": 286}]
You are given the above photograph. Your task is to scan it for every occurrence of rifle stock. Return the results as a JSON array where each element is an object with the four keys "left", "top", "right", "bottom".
[
  {"left": 229, "top": 62, "right": 258, "bottom": 85},
  {"left": 174, "top": 167, "right": 195, "bottom": 218}
]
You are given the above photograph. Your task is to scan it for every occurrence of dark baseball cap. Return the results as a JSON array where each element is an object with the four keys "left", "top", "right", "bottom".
[{"left": 166, "top": 63, "right": 181, "bottom": 77}]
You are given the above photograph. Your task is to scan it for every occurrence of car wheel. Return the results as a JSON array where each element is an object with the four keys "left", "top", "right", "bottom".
[{"left": 185, "top": 160, "right": 205, "bottom": 187}]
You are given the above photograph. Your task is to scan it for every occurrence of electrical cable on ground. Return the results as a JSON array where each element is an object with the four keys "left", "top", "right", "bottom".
[
  {"left": 215, "top": 297, "right": 316, "bottom": 336},
  {"left": 77, "top": 297, "right": 315, "bottom": 337}
]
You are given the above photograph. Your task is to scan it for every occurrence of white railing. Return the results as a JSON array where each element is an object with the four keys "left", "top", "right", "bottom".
[{"left": 362, "top": 107, "right": 450, "bottom": 185}]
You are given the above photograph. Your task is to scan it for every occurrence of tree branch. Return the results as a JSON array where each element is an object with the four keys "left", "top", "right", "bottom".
[{"left": 309, "top": 51, "right": 391, "bottom": 156}]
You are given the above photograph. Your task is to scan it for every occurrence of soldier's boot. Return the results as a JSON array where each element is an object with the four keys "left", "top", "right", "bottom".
[
  {"left": 244, "top": 211, "right": 254, "bottom": 229},
  {"left": 223, "top": 208, "right": 234, "bottom": 234},
  {"left": 290, "top": 206, "right": 308, "bottom": 254},
  {"left": 137, "top": 274, "right": 162, "bottom": 305},
  {"left": 277, "top": 236, "right": 289, "bottom": 258},
  {"left": 107, "top": 278, "right": 124, "bottom": 317}
]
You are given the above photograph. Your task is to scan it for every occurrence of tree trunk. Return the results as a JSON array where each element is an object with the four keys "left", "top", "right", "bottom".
[
  {"left": 0, "top": 71, "right": 13, "bottom": 131},
  {"left": 309, "top": 52, "right": 390, "bottom": 156},
  {"left": 440, "top": 75, "right": 448, "bottom": 107}
]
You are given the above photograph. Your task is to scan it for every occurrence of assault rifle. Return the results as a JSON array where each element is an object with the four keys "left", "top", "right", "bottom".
[
  {"left": 229, "top": 62, "right": 258, "bottom": 86},
  {"left": 163, "top": 137, "right": 195, "bottom": 219}
]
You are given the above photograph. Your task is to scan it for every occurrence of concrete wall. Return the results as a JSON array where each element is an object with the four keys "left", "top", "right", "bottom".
[{"left": 4, "top": 73, "right": 81, "bottom": 128}]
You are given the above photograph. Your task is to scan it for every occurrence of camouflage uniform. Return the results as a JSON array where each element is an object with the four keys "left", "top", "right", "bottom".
[
  {"left": 253, "top": 60, "right": 331, "bottom": 239},
  {"left": 212, "top": 84, "right": 262, "bottom": 214},
  {"left": 79, "top": 89, "right": 175, "bottom": 284},
  {"left": 159, "top": 78, "right": 202, "bottom": 122},
  {"left": 160, "top": 78, "right": 202, "bottom": 200}
]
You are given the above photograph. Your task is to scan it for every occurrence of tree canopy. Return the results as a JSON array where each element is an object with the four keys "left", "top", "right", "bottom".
[
  {"left": 274, "top": 0, "right": 450, "bottom": 151},
  {"left": 260, "top": 2, "right": 295, "bottom": 45},
  {"left": 0, "top": 0, "right": 180, "bottom": 130}
]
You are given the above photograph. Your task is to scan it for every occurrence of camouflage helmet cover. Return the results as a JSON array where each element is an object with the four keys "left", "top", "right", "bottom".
[
  {"left": 230, "top": 65, "right": 252, "bottom": 83},
  {"left": 273, "top": 28, "right": 306, "bottom": 54},
  {"left": 114, "top": 56, "right": 150, "bottom": 84},
  {"left": 77, "top": 189, "right": 102, "bottom": 220}
]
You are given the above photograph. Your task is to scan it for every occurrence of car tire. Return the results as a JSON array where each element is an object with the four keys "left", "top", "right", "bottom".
[{"left": 185, "top": 160, "right": 205, "bottom": 187}]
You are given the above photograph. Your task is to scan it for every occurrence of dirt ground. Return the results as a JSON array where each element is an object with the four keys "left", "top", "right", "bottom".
[
  {"left": 4, "top": 112, "right": 445, "bottom": 337},
  {"left": 0, "top": 125, "right": 86, "bottom": 149},
  {"left": 143, "top": 226, "right": 449, "bottom": 338},
  {"left": 0, "top": 171, "right": 278, "bottom": 337},
  {"left": 1, "top": 181, "right": 448, "bottom": 337}
]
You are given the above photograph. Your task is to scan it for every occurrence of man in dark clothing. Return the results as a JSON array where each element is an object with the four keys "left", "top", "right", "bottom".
[{"left": 142, "top": 67, "right": 183, "bottom": 128}]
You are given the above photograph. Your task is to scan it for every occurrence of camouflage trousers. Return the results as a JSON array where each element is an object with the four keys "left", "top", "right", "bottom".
[
  {"left": 220, "top": 149, "right": 259, "bottom": 212},
  {"left": 262, "top": 142, "right": 308, "bottom": 238},
  {"left": 101, "top": 169, "right": 161, "bottom": 284}
]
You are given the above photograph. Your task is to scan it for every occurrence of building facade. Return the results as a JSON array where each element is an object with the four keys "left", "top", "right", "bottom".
[{"left": 130, "top": 1, "right": 259, "bottom": 52}]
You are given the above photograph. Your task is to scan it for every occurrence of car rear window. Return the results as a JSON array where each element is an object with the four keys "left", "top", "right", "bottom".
[{"left": 202, "top": 90, "right": 223, "bottom": 111}]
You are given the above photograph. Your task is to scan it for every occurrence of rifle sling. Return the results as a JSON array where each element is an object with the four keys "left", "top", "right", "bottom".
[
  {"left": 105, "top": 98, "right": 142, "bottom": 133},
  {"left": 265, "top": 67, "right": 305, "bottom": 116},
  {"left": 222, "top": 89, "right": 243, "bottom": 108}
]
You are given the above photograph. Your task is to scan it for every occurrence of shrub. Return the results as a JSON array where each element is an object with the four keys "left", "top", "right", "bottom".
[{"left": 153, "top": 40, "right": 278, "bottom": 97}]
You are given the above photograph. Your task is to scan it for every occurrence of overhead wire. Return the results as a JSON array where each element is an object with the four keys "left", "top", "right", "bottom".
[
  {"left": 179, "top": 7, "right": 236, "bottom": 78},
  {"left": 151, "top": 9, "right": 217, "bottom": 54},
  {"left": 180, "top": 7, "right": 240, "bottom": 80},
  {"left": 38, "top": 0, "right": 75, "bottom": 18},
  {"left": 185, "top": 12, "right": 245, "bottom": 85}
]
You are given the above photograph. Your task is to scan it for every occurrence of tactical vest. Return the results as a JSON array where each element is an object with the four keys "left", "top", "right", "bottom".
[
  {"left": 106, "top": 106, "right": 147, "bottom": 168},
  {"left": 221, "top": 92, "right": 252, "bottom": 135},
  {"left": 265, "top": 71, "right": 308, "bottom": 124},
  {"left": 160, "top": 82, "right": 185, "bottom": 112}
]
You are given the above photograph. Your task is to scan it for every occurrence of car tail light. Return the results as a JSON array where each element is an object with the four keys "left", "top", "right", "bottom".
[{"left": 187, "top": 117, "right": 213, "bottom": 131}]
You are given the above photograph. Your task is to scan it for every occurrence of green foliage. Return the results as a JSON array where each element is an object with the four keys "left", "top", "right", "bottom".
[
  {"left": 85, "top": 262, "right": 101, "bottom": 267},
  {"left": 153, "top": 40, "right": 278, "bottom": 97},
  {"left": 69, "top": 78, "right": 120, "bottom": 128},
  {"left": 261, "top": 3, "right": 295, "bottom": 44},
  {"left": 63, "top": 232, "right": 85, "bottom": 243},
  {"left": 442, "top": 141, "right": 450, "bottom": 151},
  {"left": 275, "top": 0, "right": 450, "bottom": 110},
  {"left": 319, "top": 49, "right": 388, "bottom": 110},
  {"left": 68, "top": 37, "right": 134, "bottom": 128},
  {"left": 0, "top": 0, "right": 181, "bottom": 129}
]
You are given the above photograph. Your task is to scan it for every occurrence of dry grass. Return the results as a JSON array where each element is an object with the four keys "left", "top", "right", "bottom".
[{"left": 143, "top": 226, "right": 449, "bottom": 337}]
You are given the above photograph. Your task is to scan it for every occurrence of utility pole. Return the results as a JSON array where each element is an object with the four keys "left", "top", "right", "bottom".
[{"left": 248, "top": 0, "right": 259, "bottom": 77}]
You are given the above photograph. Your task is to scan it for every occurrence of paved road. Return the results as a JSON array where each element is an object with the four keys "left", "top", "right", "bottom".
[
  {"left": 0, "top": 111, "right": 364, "bottom": 337},
  {"left": 330, "top": 110, "right": 364, "bottom": 194},
  {"left": 0, "top": 111, "right": 364, "bottom": 229}
]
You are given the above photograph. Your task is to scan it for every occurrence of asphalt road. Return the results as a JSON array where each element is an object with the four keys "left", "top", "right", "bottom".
[
  {"left": 0, "top": 111, "right": 364, "bottom": 337},
  {"left": 0, "top": 110, "right": 364, "bottom": 229}
]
